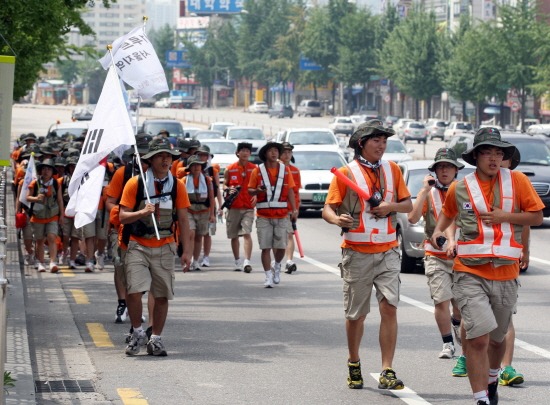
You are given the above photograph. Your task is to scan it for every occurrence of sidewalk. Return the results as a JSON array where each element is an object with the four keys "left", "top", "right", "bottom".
[{"left": 4, "top": 190, "right": 36, "bottom": 403}]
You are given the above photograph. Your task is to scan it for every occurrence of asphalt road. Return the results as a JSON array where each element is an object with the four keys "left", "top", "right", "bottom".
[{"left": 8, "top": 105, "right": 550, "bottom": 404}]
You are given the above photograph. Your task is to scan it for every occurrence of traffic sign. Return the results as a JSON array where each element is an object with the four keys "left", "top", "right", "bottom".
[
  {"left": 384, "top": 94, "right": 390, "bottom": 103},
  {"left": 511, "top": 102, "right": 520, "bottom": 112}
]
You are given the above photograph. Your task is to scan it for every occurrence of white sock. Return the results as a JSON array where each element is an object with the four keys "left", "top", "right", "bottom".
[
  {"left": 473, "top": 390, "right": 489, "bottom": 404},
  {"left": 488, "top": 368, "right": 499, "bottom": 384}
]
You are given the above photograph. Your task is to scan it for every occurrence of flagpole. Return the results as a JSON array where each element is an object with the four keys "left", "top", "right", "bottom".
[
  {"left": 133, "top": 16, "right": 148, "bottom": 135},
  {"left": 107, "top": 45, "right": 161, "bottom": 240}
]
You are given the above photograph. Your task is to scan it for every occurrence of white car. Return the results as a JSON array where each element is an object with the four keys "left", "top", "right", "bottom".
[
  {"left": 275, "top": 128, "right": 350, "bottom": 161},
  {"left": 383, "top": 138, "right": 414, "bottom": 163},
  {"left": 224, "top": 126, "right": 267, "bottom": 160},
  {"left": 328, "top": 116, "right": 354, "bottom": 135},
  {"left": 200, "top": 139, "right": 237, "bottom": 178},
  {"left": 208, "top": 122, "right": 235, "bottom": 134},
  {"left": 443, "top": 121, "right": 473, "bottom": 142},
  {"left": 393, "top": 118, "right": 414, "bottom": 137},
  {"left": 154, "top": 97, "right": 170, "bottom": 108},
  {"left": 291, "top": 145, "right": 348, "bottom": 212},
  {"left": 248, "top": 101, "right": 269, "bottom": 113}
]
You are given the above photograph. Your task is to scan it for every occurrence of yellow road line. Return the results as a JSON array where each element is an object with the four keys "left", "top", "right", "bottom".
[
  {"left": 86, "top": 323, "right": 114, "bottom": 347},
  {"left": 70, "top": 289, "right": 89, "bottom": 304},
  {"left": 60, "top": 267, "right": 75, "bottom": 277},
  {"left": 117, "top": 388, "right": 149, "bottom": 404}
]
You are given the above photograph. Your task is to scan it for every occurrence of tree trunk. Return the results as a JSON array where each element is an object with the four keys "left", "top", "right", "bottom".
[{"left": 462, "top": 101, "right": 467, "bottom": 122}]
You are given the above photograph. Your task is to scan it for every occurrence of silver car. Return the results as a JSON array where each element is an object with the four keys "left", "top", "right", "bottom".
[{"left": 397, "top": 160, "right": 474, "bottom": 273}]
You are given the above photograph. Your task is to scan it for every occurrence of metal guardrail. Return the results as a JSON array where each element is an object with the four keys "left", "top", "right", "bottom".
[{"left": 0, "top": 166, "right": 8, "bottom": 404}]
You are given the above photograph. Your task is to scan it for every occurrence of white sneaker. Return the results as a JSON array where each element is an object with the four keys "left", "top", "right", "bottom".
[
  {"left": 234, "top": 258, "right": 243, "bottom": 271},
  {"left": 272, "top": 262, "right": 281, "bottom": 285},
  {"left": 243, "top": 259, "right": 252, "bottom": 273},
  {"left": 439, "top": 342, "right": 455, "bottom": 359},
  {"left": 94, "top": 251, "right": 105, "bottom": 270},
  {"left": 190, "top": 261, "right": 200, "bottom": 271},
  {"left": 49, "top": 262, "right": 59, "bottom": 273},
  {"left": 264, "top": 271, "right": 274, "bottom": 288},
  {"left": 37, "top": 263, "right": 46, "bottom": 272},
  {"left": 200, "top": 256, "right": 210, "bottom": 267},
  {"left": 59, "top": 252, "right": 67, "bottom": 265},
  {"left": 85, "top": 261, "right": 95, "bottom": 273},
  {"left": 69, "top": 260, "right": 77, "bottom": 269},
  {"left": 24, "top": 254, "right": 35, "bottom": 266}
]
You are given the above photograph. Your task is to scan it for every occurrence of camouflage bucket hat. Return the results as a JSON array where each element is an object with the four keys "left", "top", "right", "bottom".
[
  {"left": 54, "top": 157, "right": 67, "bottom": 167},
  {"left": 177, "top": 138, "right": 192, "bottom": 152},
  {"left": 349, "top": 119, "right": 395, "bottom": 149},
  {"left": 462, "top": 127, "right": 515, "bottom": 166},
  {"left": 428, "top": 148, "right": 465, "bottom": 171},
  {"left": 142, "top": 138, "right": 180, "bottom": 160},
  {"left": 185, "top": 155, "right": 207, "bottom": 172},
  {"left": 135, "top": 134, "right": 154, "bottom": 154},
  {"left": 281, "top": 142, "right": 294, "bottom": 151},
  {"left": 21, "top": 144, "right": 43, "bottom": 159},
  {"left": 196, "top": 145, "right": 211, "bottom": 155},
  {"left": 36, "top": 158, "right": 56, "bottom": 171}
]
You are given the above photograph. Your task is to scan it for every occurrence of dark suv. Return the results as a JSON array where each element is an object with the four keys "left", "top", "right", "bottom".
[{"left": 448, "top": 132, "right": 550, "bottom": 217}]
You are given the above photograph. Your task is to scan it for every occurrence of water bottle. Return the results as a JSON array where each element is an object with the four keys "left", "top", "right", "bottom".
[{"left": 209, "top": 222, "right": 216, "bottom": 236}]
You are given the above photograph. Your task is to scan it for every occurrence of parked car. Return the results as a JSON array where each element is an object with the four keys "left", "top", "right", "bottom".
[
  {"left": 193, "top": 130, "right": 224, "bottom": 140},
  {"left": 328, "top": 116, "right": 354, "bottom": 135},
  {"left": 393, "top": 118, "right": 414, "bottom": 136},
  {"left": 401, "top": 121, "right": 428, "bottom": 144},
  {"left": 296, "top": 99, "right": 323, "bottom": 117},
  {"left": 384, "top": 115, "right": 400, "bottom": 128},
  {"left": 275, "top": 128, "right": 349, "bottom": 161},
  {"left": 47, "top": 121, "right": 90, "bottom": 139},
  {"left": 208, "top": 122, "right": 235, "bottom": 134},
  {"left": 200, "top": 139, "right": 237, "bottom": 178},
  {"left": 224, "top": 126, "right": 267, "bottom": 160},
  {"left": 526, "top": 124, "right": 550, "bottom": 148},
  {"left": 141, "top": 119, "right": 185, "bottom": 139},
  {"left": 71, "top": 105, "right": 95, "bottom": 121},
  {"left": 154, "top": 97, "right": 170, "bottom": 108},
  {"left": 447, "top": 131, "right": 550, "bottom": 218},
  {"left": 268, "top": 104, "right": 293, "bottom": 118},
  {"left": 443, "top": 121, "right": 473, "bottom": 142},
  {"left": 425, "top": 119, "right": 447, "bottom": 140},
  {"left": 517, "top": 118, "right": 540, "bottom": 131},
  {"left": 183, "top": 127, "right": 202, "bottom": 139},
  {"left": 383, "top": 138, "right": 414, "bottom": 163},
  {"left": 248, "top": 101, "right": 269, "bottom": 113},
  {"left": 397, "top": 160, "right": 475, "bottom": 273},
  {"left": 291, "top": 145, "right": 348, "bottom": 212}
]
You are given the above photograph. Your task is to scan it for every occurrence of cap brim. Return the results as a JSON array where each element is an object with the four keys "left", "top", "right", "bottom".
[
  {"left": 462, "top": 141, "right": 515, "bottom": 166},
  {"left": 428, "top": 159, "right": 465, "bottom": 171},
  {"left": 142, "top": 149, "right": 181, "bottom": 160}
]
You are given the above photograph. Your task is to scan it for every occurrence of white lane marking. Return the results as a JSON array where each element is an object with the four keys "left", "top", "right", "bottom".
[
  {"left": 369, "top": 374, "right": 432, "bottom": 405},
  {"left": 299, "top": 253, "right": 550, "bottom": 361}
]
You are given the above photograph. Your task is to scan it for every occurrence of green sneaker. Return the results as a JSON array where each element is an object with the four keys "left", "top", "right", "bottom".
[
  {"left": 378, "top": 368, "right": 404, "bottom": 390},
  {"left": 452, "top": 355, "right": 468, "bottom": 377},
  {"left": 498, "top": 365, "right": 524, "bottom": 386},
  {"left": 347, "top": 361, "right": 363, "bottom": 389}
]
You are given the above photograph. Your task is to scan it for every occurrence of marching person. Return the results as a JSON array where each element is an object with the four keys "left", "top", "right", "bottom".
[
  {"left": 119, "top": 138, "right": 192, "bottom": 356},
  {"left": 430, "top": 128, "right": 544, "bottom": 405},
  {"left": 182, "top": 155, "right": 215, "bottom": 271},
  {"left": 248, "top": 142, "right": 297, "bottom": 288},
  {"left": 407, "top": 148, "right": 464, "bottom": 360},
  {"left": 322, "top": 120, "right": 412, "bottom": 391},
  {"left": 279, "top": 142, "right": 301, "bottom": 274},
  {"left": 26, "top": 158, "right": 65, "bottom": 273}
]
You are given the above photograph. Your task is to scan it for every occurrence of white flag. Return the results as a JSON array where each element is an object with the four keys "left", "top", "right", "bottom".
[
  {"left": 66, "top": 65, "right": 136, "bottom": 227},
  {"left": 99, "top": 25, "right": 169, "bottom": 99},
  {"left": 19, "top": 154, "right": 37, "bottom": 207},
  {"left": 66, "top": 163, "right": 106, "bottom": 229}
]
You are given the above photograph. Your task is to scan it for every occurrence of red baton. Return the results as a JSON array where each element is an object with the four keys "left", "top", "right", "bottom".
[
  {"left": 291, "top": 220, "right": 304, "bottom": 258},
  {"left": 330, "top": 167, "right": 371, "bottom": 200}
]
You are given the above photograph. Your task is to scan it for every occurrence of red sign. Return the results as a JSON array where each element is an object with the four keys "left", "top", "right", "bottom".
[{"left": 511, "top": 102, "right": 520, "bottom": 112}]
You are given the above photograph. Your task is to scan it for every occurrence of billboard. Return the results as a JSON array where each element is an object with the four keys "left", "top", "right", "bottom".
[
  {"left": 187, "top": 0, "right": 244, "bottom": 14},
  {"left": 166, "top": 50, "right": 192, "bottom": 69},
  {"left": 299, "top": 56, "right": 323, "bottom": 71}
]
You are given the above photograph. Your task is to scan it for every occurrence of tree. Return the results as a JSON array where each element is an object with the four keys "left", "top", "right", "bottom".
[
  {"left": 0, "top": 0, "right": 114, "bottom": 100},
  {"left": 379, "top": 9, "right": 445, "bottom": 119}
]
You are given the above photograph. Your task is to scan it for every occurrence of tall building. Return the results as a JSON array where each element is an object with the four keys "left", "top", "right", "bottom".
[{"left": 146, "top": 0, "right": 179, "bottom": 30}]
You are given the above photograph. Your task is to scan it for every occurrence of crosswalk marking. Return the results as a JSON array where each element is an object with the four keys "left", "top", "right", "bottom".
[
  {"left": 369, "top": 374, "right": 432, "bottom": 404},
  {"left": 60, "top": 267, "right": 75, "bottom": 277},
  {"left": 86, "top": 323, "right": 114, "bottom": 348},
  {"left": 117, "top": 388, "right": 149, "bottom": 404},
  {"left": 70, "top": 289, "right": 89, "bottom": 304}
]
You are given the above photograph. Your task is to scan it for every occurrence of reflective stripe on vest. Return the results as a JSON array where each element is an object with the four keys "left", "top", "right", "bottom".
[
  {"left": 457, "top": 169, "right": 522, "bottom": 260},
  {"left": 424, "top": 188, "right": 446, "bottom": 253},
  {"left": 256, "top": 162, "right": 288, "bottom": 209},
  {"left": 343, "top": 160, "right": 396, "bottom": 244}
]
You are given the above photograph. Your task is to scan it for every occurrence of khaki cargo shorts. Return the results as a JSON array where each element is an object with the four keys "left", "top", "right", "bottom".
[
  {"left": 256, "top": 216, "right": 289, "bottom": 250},
  {"left": 81, "top": 209, "right": 108, "bottom": 239},
  {"left": 225, "top": 209, "right": 254, "bottom": 239},
  {"left": 32, "top": 221, "right": 58, "bottom": 240},
  {"left": 189, "top": 211, "right": 209, "bottom": 236},
  {"left": 110, "top": 231, "right": 126, "bottom": 287},
  {"left": 424, "top": 255, "right": 454, "bottom": 305},
  {"left": 62, "top": 216, "right": 82, "bottom": 239},
  {"left": 341, "top": 247, "right": 401, "bottom": 320},
  {"left": 124, "top": 241, "right": 176, "bottom": 299},
  {"left": 22, "top": 218, "right": 34, "bottom": 240},
  {"left": 452, "top": 271, "right": 518, "bottom": 342}
]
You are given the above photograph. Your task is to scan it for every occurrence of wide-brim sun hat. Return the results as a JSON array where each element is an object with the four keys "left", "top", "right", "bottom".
[
  {"left": 461, "top": 127, "right": 516, "bottom": 166},
  {"left": 36, "top": 158, "right": 56, "bottom": 171},
  {"left": 349, "top": 119, "right": 395, "bottom": 149},
  {"left": 142, "top": 138, "right": 180, "bottom": 160},
  {"left": 185, "top": 155, "right": 207, "bottom": 172},
  {"left": 428, "top": 147, "right": 465, "bottom": 171},
  {"left": 258, "top": 142, "right": 284, "bottom": 162}
]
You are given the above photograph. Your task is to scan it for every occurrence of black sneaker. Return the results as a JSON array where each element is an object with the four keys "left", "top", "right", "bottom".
[
  {"left": 285, "top": 262, "right": 297, "bottom": 274},
  {"left": 378, "top": 368, "right": 404, "bottom": 390},
  {"left": 115, "top": 303, "right": 127, "bottom": 324},
  {"left": 477, "top": 401, "right": 489, "bottom": 405},
  {"left": 125, "top": 326, "right": 133, "bottom": 344},
  {"left": 488, "top": 381, "right": 498, "bottom": 405},
  {"left": 347, "top": 361, "right": 363, "bottom": 389},
  {"left": 146, "top": 326, "right": 153, "bottom": 341}
]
